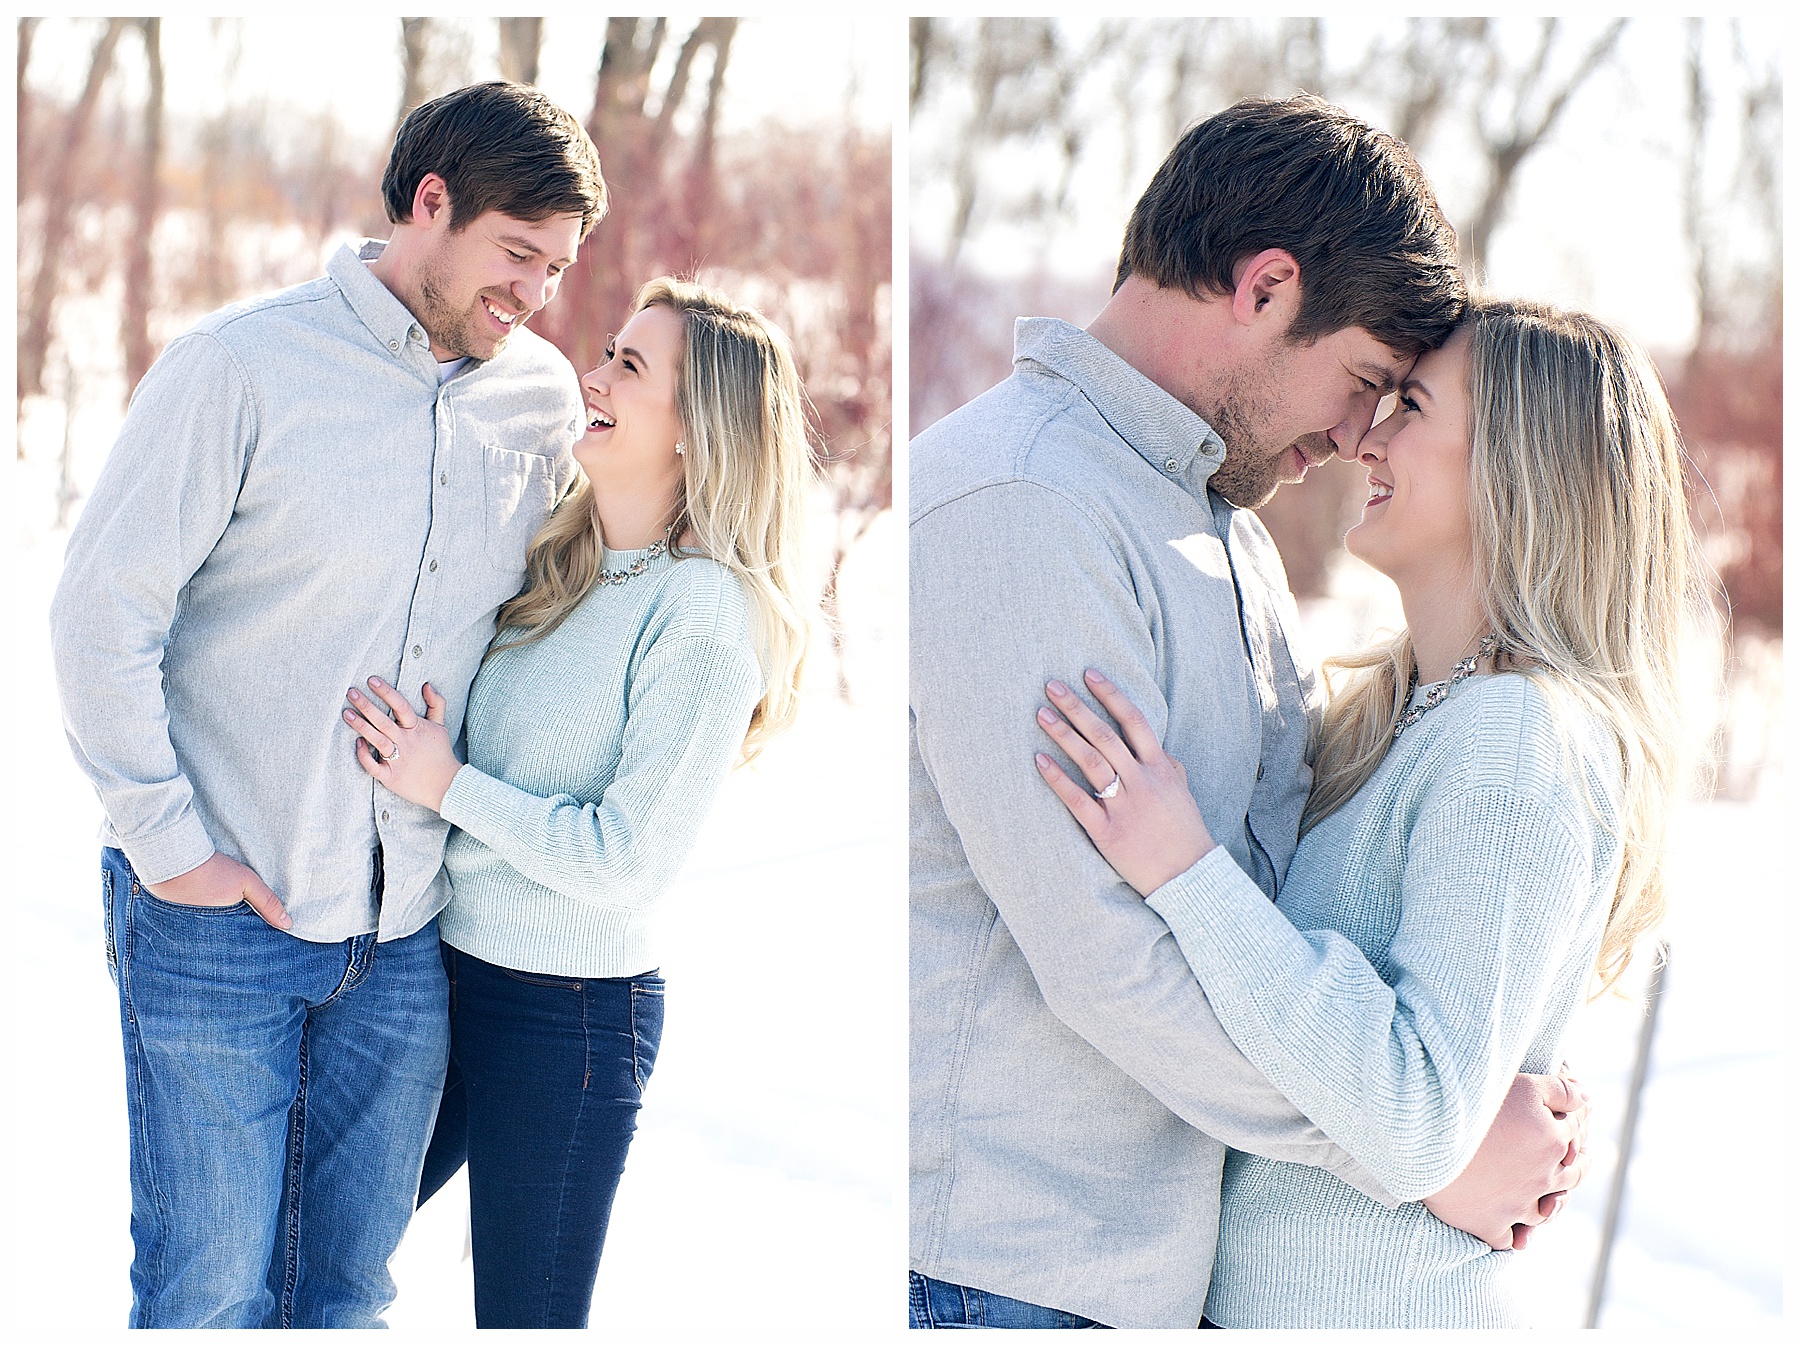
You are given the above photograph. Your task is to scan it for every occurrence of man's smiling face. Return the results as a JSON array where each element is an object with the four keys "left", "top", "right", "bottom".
[
  {"left": 1207, "top": 324, "right": 1413, "bottom": 509},
  {"left": 411, "top": 206, "right": 583, "bottom": 361}
]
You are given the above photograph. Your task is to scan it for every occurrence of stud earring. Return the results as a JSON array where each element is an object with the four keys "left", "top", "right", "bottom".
[{"left": 675, "top": 440, "right": 686, "bottom": 456}]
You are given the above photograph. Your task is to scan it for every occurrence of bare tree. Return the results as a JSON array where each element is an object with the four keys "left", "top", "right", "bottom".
[
  {"left": 498, "top": 17, "right": 542, "bottom": 85},
  {"left": 19, "top": 17, "right": 126, "bottom": 403},
  {"left": 682, "top": 18, "right": 735, "bottom": 248},
  {"left": 1462, "top": 18, "right": 1626, "bottom": 276},
  {"left": 122, "top": 18, "right": 164, "bottom": 396},
  {"left": 397, "top": 18, "right": 432, "bottom": 133},
  {"left": 910, "top": 17, "right": 934, "bottom": 112},
  {"left": 1345, "top": 18, "right": 1492, "bottom": 147},
  {"left": 539, "top": 18, "right": 741, "bottom": 374},
  {"left": 17, "top": 17, "right": 40, "bottom": 202},
  {"left": 932, "top": 20, "right": 1111, "bottom": 264},
  {"left": 1669, "top": 18, "right": 1783, "bottom": 645}
]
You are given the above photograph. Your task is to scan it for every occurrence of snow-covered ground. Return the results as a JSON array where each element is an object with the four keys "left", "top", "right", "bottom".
[{"left": 1, "top": 407, "right": 904, "bottom": 1334}]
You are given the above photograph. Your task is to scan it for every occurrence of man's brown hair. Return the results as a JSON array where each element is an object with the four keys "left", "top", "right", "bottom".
[
  {"left": 383, "top": 81, "right": 606, "bottom": 239},
  {"left": 1117, "top": 94, "right": 1465, "bottom": 356}
]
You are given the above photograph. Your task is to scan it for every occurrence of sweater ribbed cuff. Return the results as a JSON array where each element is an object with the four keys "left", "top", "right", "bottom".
[{"left": 438, "top": 764, "right": 522, "bottom": 849}]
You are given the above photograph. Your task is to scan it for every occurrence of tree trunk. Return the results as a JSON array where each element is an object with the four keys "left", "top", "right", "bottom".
[
  {"left": 1681, "top": 19, "right": 1715, "bottom": 358},
  {"left": 910, "top": 18, "right": 933, "bottom": 111},
  {"left": 17, "top": 17, "right": 40, "bottom": 204},
  {"left": 684, "top": 19, "right": 737, "bottom": 255},
  {"left": 498, "top": 17, "right": 541, "bottom": 85},
  {"left": 123, "top": 18, "right": 164, "bottom": 396},
  {"left": 396, "top": 18, "right": 432, "bottom": 136},
  {"left": 19, "top": 17, "right": 126, "bottom": 402},
  {"left": 543, "top": 19, "right": 671, "bottom": 372}
]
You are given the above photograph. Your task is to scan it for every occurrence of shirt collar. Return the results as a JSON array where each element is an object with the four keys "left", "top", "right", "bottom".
[
  {"left": 328, "top": 240, "right": 437, "bottom": 373},
  {"left": 1012, "top": 316, "right": 1226, "bottom": 490}
]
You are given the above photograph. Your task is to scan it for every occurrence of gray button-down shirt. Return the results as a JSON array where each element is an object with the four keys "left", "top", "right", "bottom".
[
  {"left": 910, "top": 318, "right": 1391, "bottom": 1329},
  {"left": 50, "top": 241, "right": 583, "bottom": 942}
]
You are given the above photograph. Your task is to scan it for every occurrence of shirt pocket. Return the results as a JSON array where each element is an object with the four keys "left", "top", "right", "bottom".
[{"left": 481, "top": 443, "right": 559, "bottom": 572}]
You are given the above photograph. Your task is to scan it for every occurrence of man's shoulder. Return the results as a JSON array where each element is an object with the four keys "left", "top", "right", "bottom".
[
  {"left": 488, "top": 323, "right": 577, "bottom": 378},
  {"left": 910, "top": 365, "right": 1133, "bottom": 522},
  {"left": 184, "top": 274, "right": 344, "bottom": 345},
  {"left": 469, "top": 326, "right": 582, "bottom": 411}
]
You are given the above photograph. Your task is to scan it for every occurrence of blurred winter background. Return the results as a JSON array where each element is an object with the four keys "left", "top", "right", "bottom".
[
  {"left": 7, "top": 16, "right": 900, "bottom": 1334},
  {"left": 912, "top": 17, "right": 1783, "bottom": 1331}
]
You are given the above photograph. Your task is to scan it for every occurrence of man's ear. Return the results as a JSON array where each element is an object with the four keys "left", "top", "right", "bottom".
[
  {"left": 410, "top": 172, "right": 453, "bottom": 231},
  {"left": 1229, "top": 248, "right": 1301, "bottom": 331}
]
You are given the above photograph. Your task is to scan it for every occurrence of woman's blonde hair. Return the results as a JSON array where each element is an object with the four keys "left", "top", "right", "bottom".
[
  {"left": 1303, "top": 298, "right": 1714, "bottom": 993},
  {"left": 492, "top": 276, "right": 814, "bottom": 761}
]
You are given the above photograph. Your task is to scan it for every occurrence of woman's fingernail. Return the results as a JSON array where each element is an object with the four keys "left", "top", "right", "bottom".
[
  {"left": 1035, "top": 753, "right": 1052, "bottom": 769},
  {"left": 1037, "top": 707, "right": 1056, "bottom": 726},
  {"left": 1046, "top": 679, "right": 1068, "bottom": 696},
  {"left": 1086, "top": 669, "right": 1109, "bottom": 685}
]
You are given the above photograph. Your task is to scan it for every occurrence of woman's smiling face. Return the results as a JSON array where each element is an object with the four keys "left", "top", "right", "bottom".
[
  {"left": 1343, "top": 325, "right": 1475, "bottom": 591},
  {"left": 574, "top": 302, "right": 687, "bottom": 489}
]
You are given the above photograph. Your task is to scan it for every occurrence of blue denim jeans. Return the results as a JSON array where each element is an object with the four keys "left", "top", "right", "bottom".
[
  {"left": 417, "top": 944, "right": 664, "bottom": 1328},
  {"left": 909, "top": 1272, "right": 1113, "bottom": 1328},
  {"left": 102, "top": 847, "right": 448, "bottom": 1328}
]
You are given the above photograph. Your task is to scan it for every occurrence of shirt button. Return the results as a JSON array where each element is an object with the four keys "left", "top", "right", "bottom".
[
  {"left": 428, "top": 559, "right": 438, "bottom": 572},
  {"left": 412, "top": 645, "right": 423, "bottom": 657},
  {"left": 381, "top": 810, "right": 390, "bottom": 823},
  {"left": 1165, "top": 457, "right": 1181, "bottom": 472},
  {"left": 410, "top": 326, "right": 422, "bottom": 342},
  {"left": 388, "top": 339, "right": 399, "bottom": 351},
  {"left": 439, "top": 472, "right": 448, "bottom": 485}
]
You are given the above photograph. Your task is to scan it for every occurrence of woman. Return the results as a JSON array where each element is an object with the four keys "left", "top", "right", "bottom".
[
  {"left": 340, "top": 277, "right": 812, "bottom": 1328},
  {"left": 1035, "top": 299, "right": 1711, "bottom": 1327}
]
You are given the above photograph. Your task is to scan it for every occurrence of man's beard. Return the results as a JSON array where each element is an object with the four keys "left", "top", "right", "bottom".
[
  {"left": 415, "top": 259, "right": 509, "bottom": 361},
  {"left": 1206, "top": 392, "right": 1291, "bottom": 509}
]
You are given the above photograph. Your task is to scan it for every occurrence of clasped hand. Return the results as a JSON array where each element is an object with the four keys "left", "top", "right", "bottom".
[
  {"left": 343, "top": 677, "right": 461, "bottom": 813},
  {"left": 1033, "top": 669, "right": 1217, "bottom": 895}
]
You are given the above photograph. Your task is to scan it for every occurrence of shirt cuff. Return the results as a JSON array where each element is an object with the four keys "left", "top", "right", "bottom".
[{"left": 121, "top": 810, "right": 218, "bottom": 887}]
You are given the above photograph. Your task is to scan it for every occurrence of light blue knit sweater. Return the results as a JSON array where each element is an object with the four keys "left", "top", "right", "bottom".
[
  {"left": 1146, "top": 672, "right": 1622, "bottom": 1328},
  {"left": 437, "top": 544, "right": 764, "bottom": 979}
]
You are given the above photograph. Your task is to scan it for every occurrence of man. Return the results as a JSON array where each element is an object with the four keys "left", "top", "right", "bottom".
[
  {"left": 910, "top": 96, "right": 1587, "bottom": 1330},
  {"left": 49, "top": 82, "right": 602, "bottom": 1328}
]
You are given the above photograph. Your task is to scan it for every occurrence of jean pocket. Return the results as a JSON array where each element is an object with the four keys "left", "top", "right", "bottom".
[
  {"left": 628, "top": 974, "right": 665, "bottom": 1093},
  {"left": 139, "top": 890, "right": 254, "bottom": 918},
  {"left": 499, "top": 965, "right": 583, "bottom": 991}
]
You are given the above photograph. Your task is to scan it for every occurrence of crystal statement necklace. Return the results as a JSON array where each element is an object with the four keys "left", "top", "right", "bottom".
[
  {"left": 1393, "top": 634, "right": 1501, "bottom": 739},
  {"left": 596, "top": 526, "right": 676, "bottom": 587}
]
